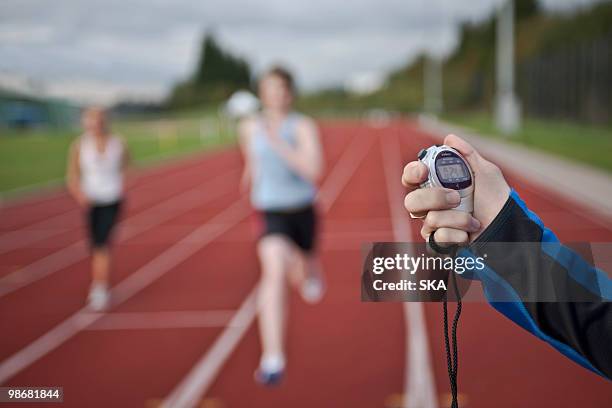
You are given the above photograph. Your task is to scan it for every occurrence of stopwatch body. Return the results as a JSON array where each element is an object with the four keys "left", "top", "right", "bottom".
[{"left": 418, "top": 145, "right": 474, "bottom": 213}]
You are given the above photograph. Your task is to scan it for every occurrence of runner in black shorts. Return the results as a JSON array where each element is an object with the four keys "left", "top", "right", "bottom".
[
  {"left": 66, "top": 107, "right": 129, "bottom": 311},
  {"left": 239, "top": 66, "right": 325, "bottom": 385},
  {"left": 261, "top": 206, "right": 316, "bottom": 252}
]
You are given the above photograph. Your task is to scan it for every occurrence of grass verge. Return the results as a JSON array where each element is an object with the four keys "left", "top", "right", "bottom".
[
  {"left": 443, "top": 112, "right": 612, "bottom": 172},
  {"left": 0, "top": 115, "right": 236, "bottom": 195}
]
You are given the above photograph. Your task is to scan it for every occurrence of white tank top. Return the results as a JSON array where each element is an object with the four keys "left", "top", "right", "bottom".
[{"left": 79, "top": 134, "right": 124, "bottom": 204}]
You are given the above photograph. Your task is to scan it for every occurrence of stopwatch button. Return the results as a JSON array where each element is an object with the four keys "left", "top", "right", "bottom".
[{"left": 418, "top": 149, "right": 428, "bottom": 160}]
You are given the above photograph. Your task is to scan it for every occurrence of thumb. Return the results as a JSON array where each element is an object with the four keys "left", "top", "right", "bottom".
[{"left": 443, "top": 134, "right": 482, "bottom": 169}]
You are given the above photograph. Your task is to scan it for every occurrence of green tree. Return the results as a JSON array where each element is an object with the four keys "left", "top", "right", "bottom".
[
  {"left": 169, "top": 33, "right": 252, "bottom": 108},
  {"left": 516, "top": 0, "right": 540, "bottom": 21}
]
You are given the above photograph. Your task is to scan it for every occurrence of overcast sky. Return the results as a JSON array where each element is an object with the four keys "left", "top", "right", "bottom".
[{"left": 0, "top": 0, "right": 601, "bottom": 104}]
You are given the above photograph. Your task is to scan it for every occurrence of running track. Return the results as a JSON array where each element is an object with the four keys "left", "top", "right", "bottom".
[{"left": 0, "top": 120, "right": 610, "bottom": 408}]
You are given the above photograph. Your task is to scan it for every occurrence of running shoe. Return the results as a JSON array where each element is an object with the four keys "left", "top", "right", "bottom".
[
  {"left": 301, "top": 270, "right": 326, "bottom": 304},
  {"left": 88, "top": 285, "right": 110, "bottom": 312},
  {"left": 254, "top": 367, "right": 284, "bottom": 386}
]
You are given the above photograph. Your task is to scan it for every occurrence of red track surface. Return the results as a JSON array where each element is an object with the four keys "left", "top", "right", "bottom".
[{"left": 0, "top": 121, "right": 610, "bottom": 407}]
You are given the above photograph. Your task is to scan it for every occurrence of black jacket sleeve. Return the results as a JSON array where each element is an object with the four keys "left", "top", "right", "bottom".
[{"left": 462, "top": 189, "right": 612, "bottom": 380}]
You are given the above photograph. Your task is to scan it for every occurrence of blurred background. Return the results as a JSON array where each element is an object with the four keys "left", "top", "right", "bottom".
[
  {"left": 1, "top": 0, "right": 611, "bottom": 197},
  {"left": 1, "top": 2, "right": 612, "bottom": 407}
]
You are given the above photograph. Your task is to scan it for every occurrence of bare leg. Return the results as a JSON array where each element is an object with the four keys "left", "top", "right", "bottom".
[
  {"left": 256, "top": 235, "right": 292, "bottom": 371},
  {"left": 88, "top": 247, "right": 111, "bottom": 311},
  {"left": 286, "top": 246, "right": 305, "bottom": 290},
  {"left": 300, "top": 251, "right": 325, "bottom": 304},
  {"left": 92, "top": 247, "right": 111, "bottom": 286}
]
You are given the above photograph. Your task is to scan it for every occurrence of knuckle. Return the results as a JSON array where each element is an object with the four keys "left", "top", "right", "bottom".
[
  {"left": 403, "top": 194, "right": 412, "bottom": 211},
  {"left": 402, "top": 162, "right": 418, "bottom": 182},
  {"left": 423, "top": 188, "right": 447, "bottom": 210},
  {"left": 435, "top": 188, "right": 451, "bottom": 207},
  {"left": 425, "top": 211, "right": 439, "bottom": 227},
  {"left": 459, "top": 213, "right": 472, "bottom": 228}
]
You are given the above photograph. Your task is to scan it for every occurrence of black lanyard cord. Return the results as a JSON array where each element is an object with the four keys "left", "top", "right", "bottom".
[
  {"left": 429, "top": 235, "right": 462, "bottom": 408},
  {"left": 444, "top": 268, "right": 462, "bottom": 408}
]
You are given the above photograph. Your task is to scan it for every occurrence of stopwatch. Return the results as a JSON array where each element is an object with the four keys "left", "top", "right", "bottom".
[
  {"left": 417, "top": 145, "right": 474, "bottom": 213},
  {"left": 417, "top": 144, "right": 472, "bottom": 408}
]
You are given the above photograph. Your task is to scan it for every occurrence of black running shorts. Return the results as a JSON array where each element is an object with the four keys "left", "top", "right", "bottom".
[
  {"left": 260, "top": 205, "right": 317, "bottom": 252},
  {"left": 87, "top": 201, "right": 122, "bottom": 248}
]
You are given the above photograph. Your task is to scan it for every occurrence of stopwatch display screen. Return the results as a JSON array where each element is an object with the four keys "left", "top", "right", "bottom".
[
  {"left": 438, "top": 164, "right": 467, "bottom": 180},
  {"left": 434, "top": 150, "right": 472, "bottom": 190}
]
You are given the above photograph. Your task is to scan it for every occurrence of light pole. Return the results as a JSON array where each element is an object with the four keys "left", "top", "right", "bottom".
[
  {"left": 424, "top": 55, "right": 443, "bottom": 117},
  {"left": 495, "top": 0, "right": 521, "bottom": 134}
]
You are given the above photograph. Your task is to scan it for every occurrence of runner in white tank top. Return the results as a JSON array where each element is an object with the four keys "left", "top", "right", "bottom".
[
  {"left": 66, "top": 107, "right": 130, "bottom": 311},
  {"left": 79, "top": 133, "right": 124, "bottom": 205}
]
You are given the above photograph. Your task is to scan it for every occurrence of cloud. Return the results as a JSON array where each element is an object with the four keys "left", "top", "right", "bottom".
[{"left": 0, "top": 0, "right": 600, "bottom": 103}]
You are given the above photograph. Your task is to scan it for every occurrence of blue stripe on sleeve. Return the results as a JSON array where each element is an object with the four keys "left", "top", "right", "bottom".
[
  {"left": 510, "top": 190, "right": 612, "bottom": 300},
  {"left": 460, "top": 249, "right": 606, "bottom": 378}
]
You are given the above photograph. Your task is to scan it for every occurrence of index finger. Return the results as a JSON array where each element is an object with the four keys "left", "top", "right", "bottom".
[{"left": 401, "top": 161, "right": 428, "bottom": 190}]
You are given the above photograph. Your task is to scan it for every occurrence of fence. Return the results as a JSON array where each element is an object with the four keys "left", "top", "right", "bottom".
[{"left": 518, "top": 33, "right": 612, "bottom": 124}]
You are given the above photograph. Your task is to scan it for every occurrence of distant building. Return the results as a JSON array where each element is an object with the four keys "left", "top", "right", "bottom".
[{"left": 0, "top": 89, "right": 80, "bottom": 130}]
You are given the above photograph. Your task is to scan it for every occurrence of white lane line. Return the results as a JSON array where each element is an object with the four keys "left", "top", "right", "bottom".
[
  {"left": 162, "top": 132, "right": 373, "bottom": 408},
  {"left": 85, "top": 310, "right": 237, "bottom": 331},
  {"left": 317, "top": 133, "right": 374, "bottom": 212},
  {"left": 323, "top": 216, "right": 392, "bottom": 228},
  {"left": 0, "top": 157, "right": 231, "bottom": 254},
  {"left": 0, "top": 158, "right": 196, "bottom": 212},
  {"left": 0, "top": 169, "right": 241, "bottom": 299},
  {"left": 162, "top": 289, "right": 258, "bottom": 408},
  {"left": 215, "top": 230, "right": 394, "bottom": 245},
  {"left": 0, "top": 226, "right": 73, "bottom": 254},
  {"left": 380, "top": 131, "right": 438, "bottom": 408},
  {"left": 0, "top": 199, "right": 251, "bottom": 384},
  {"left": 320, "top": 231, "right": 394, "bottom": 251}
]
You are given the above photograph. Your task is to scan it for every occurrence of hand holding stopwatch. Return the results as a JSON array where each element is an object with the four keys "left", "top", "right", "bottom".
[
  {"left": 416, "top": 144, "right": 472, "bottom": 408},
  {"left": 417, "top": 145, "right": 474, "bottom": 214}
]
